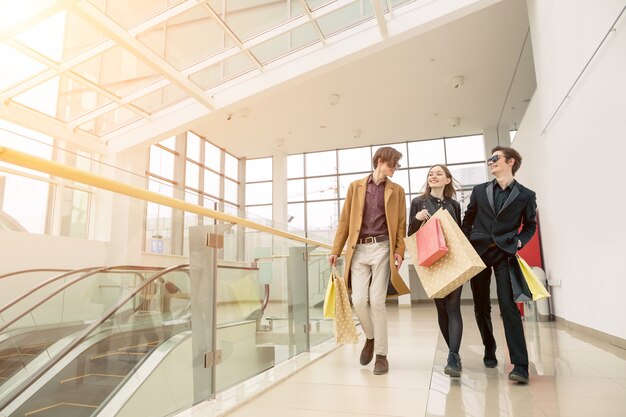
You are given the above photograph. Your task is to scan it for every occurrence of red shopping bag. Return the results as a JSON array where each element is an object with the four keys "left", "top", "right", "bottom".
[{"left": 416, "top": 218, "right": 448, "bottom": 266}]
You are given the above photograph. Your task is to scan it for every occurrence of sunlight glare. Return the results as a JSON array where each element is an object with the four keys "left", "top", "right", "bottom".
[
  {"left": 0, "top": 0, "right": 56, "bottom": 30},
  {"left": 15, "top": 11, "right": 68, "bottom": 62}
]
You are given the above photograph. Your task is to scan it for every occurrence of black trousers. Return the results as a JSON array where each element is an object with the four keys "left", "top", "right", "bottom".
[{"left": 470, "top": 246, "right": 528, "bottom": 366}]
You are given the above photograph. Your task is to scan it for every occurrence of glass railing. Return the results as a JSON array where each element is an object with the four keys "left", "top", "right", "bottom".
[
  {"left": 0, "top": 235, "right": 336, "bottom": 416},
  {"left": 307, "top": 247, "right": 338, "bottom": 347},
  {"left": 0, "top": 269, "right": 69, "bottom": 318},
  {"left": 0, "top": 267, "right": 102, "bottom": 328},
  {"left": 0, "top": 146, "right": 336, "bottom": 417}
]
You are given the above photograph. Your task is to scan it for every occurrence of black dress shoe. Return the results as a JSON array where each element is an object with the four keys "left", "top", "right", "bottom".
[
  {"left": 508, "top": 365, "right": 529, "bottom": 383},
  {"left": 360, "top": 338, "right": 374, "bottom": 365},
  {"left": 483, "top": 350, "right": 498, "bottom": 368}
]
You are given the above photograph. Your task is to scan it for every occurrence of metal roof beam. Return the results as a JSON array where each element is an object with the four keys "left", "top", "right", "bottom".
[
  {"left": 0, "top": 101, "right": 106, "bottom": 153},
  {"left": 182, "top": 0, "right": 354, "bottom": 76},
  {"left": 71, "top": 1, "right": 214, "bottom": 110},
  {"left": 198, "top": 3, "right": 263, "bottom": 71},
  {"left": 373, "top": 0, "right": 389, "bottom": 38},
  {"left": 298, "top": 0, "right": 326, "bottom": 45}
]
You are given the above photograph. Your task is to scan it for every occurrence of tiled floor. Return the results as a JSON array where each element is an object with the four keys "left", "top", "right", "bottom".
[{"left": 179, "top": 303, "right": 626, "bottom": 417}]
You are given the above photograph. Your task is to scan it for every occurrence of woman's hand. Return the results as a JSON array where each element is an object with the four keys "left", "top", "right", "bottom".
[{"left": 415, "top": 209, "right": 430, "bottom": 221}]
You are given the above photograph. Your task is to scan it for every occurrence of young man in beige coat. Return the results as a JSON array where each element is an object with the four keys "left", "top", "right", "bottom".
[{"left": 328, "top": 147, "right": 409, "bottom": 375}]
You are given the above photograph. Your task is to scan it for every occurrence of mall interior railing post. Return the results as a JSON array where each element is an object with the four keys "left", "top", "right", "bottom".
[{"left": 189, "top": 224, "right": 227, "bottom": 402}]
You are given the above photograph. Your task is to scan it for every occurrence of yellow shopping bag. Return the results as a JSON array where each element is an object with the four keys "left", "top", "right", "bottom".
[
  {"left": 332, "top": 268, "right": 358, "bottom": 344},
  {"left": 517, "top": 255, "right": 551, "bottom": 301},
  {"left": 323, "top": 270, "right": 336, "bottom": 319}
]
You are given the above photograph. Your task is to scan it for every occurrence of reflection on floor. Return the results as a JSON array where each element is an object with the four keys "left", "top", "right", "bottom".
[{"left": 178, "top": 303, "right": 626, "bottom": 417}]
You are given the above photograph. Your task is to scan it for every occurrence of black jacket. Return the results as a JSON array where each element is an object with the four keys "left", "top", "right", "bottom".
[
  {"left": 408, "top": 195, "right": 461, "bottom": 236},
  {"left": 461, "top": 180, "right": 537, "bottom": 256}
]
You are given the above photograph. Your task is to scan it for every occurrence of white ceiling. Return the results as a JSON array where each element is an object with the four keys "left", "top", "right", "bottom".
[{"left": 192, "top": 0, "right": 535, "bottom": 158}]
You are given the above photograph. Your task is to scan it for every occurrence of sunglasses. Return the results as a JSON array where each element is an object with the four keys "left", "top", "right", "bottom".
[
  {"left": 389, "top": 162, "right": 401, "bottom": 169},
  {"left": 486, "top": 154, "right": 505, "bottom": 164}
]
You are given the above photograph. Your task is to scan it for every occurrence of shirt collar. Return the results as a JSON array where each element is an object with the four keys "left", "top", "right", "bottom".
[
  {"left": 493, "top": 178, "right": 516, "bottom": 191},
  {"left": 368, "top": 174, "right": 386, "bottom": 186}
]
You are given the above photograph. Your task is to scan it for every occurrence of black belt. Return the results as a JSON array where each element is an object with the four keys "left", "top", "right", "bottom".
[{"left": 357, "top": 234, "right": 389, "bottom": 244}]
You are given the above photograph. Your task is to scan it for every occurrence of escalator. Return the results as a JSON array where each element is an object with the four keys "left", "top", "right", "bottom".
[
  {"left": 0, "top": 323, "right": 85, "bottom": 386},
  {"left": 0, "top": 266, "right": 176, "bottom": 400},
  {"left": 0, "top": 265, "right": 191, "bottom": 417},
  {"left": 0, "top": 267, "right": 107, "bottom": 386},
  {"left": 9, "top": 320, "right": 190, "bottom": 417}
]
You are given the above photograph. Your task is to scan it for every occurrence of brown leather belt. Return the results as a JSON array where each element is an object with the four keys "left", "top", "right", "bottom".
[{"left": 357, "top": 234, "right": 389, "bottom": 244}]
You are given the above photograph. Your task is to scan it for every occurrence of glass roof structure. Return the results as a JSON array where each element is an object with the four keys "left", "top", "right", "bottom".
[{"left": 0, "top": 0, "right": 426, "bottom": 152}]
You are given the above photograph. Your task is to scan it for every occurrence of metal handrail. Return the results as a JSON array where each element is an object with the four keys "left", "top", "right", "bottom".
[
  {"left": 0, "top": 269, "right": 70, "bottom": 280},
  {"left": 0, "top": 264, "right": 190, "bottom": 412},
  {"left": 0, "top": 265, "right": 166, "bottom": 334},
  {"left": 0, "top": 267, "right": 102, "bottom": 315}
]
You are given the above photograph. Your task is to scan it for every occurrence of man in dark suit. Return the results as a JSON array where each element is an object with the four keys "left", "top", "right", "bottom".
[{"left": 461, "top": 146, "right": 537, "bottom": 383}]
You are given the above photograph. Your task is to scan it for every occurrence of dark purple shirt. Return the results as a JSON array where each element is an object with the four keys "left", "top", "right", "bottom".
[{"left": 360, "top": 175, "right": 388, "bottom": 238}]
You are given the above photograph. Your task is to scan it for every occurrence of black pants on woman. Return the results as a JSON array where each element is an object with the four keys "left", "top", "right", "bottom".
[{"left": 434, "top": 285, "right": 463, "bottom": 354}]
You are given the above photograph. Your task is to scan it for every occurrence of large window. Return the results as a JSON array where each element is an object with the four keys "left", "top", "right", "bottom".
[
  {"left": 287, "top": 135, "right": 487, "bottom": 239},
  {"left": 245, "top": 157, "right": 273, "bottom": 226},
  {"left": 146, "top": 132, "right": 241, "bottom": 255},
  {"left": 0, "top": 121, "right": 92, "bottom": 237}
]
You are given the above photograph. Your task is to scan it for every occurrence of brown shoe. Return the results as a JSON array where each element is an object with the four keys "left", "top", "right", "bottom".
[
  {"left": 360, "top": 338, "right": 375, "bottom": 365},
  {"left": 373, "top": 354, "right": 389, "bottom": 375}
]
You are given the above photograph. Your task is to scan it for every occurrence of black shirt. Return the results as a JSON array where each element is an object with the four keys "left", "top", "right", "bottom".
[
  {"left": 407, "top": 194, "right": 461, "bottom": 236},
  {"left": 494, "top": 179, "right": 516, "bottom": 213}
]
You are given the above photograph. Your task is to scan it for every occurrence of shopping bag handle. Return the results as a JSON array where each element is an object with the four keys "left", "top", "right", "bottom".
[{"left": 416, "top": 210, "right": 432, "bottom": 232}]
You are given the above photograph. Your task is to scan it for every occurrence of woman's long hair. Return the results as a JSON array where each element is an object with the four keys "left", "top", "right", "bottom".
[{"left": 420, "top": 164, "right": 460, "bottom": 200}]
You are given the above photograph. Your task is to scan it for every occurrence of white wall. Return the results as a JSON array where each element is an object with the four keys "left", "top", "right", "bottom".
[
  {"left": 513, "top": 0, "right": 626, "bottom": 339},
  {"left": 0, "top": 230, "right": 108, "bottom": 306}
]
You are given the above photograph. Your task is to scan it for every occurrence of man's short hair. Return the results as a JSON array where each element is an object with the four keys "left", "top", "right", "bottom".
[
  {"left": 372, "top": 146, "right": 402, "bottom": 169},
  {"left": 492, "top": 146, "right": 522, "bottom": 175}
]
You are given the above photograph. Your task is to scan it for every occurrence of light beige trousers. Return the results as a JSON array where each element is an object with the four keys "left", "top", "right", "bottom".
[{"left": 350, "top": 241, "right": 390, "bottom": 355}]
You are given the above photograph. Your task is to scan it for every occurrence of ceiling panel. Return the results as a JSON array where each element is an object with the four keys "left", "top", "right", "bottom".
[
  {"left": 0, "top": 44, "right": 47, "bottom": 91},
  {"left": 86, "top": 0, "right": 186, "bottom": 29},
  {"left": 79, "top": 106, "right": 142, "bottom": 136},
  {"left": 208, "top": 0, "right": 306, "bottom": 42},
  {"left": 71, "top": 45, "right": 163, "bottom": 97},
  {"left": 130, "top": 83, "right": 188, "bottom": 114},
  {"left": 137, "top": 4, "right": 230, "bottom": 71},
  {"left": 189, "top": 53, "right": 256, "bottom": 90}
]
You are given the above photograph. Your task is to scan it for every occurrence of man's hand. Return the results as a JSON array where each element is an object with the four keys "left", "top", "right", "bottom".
[
  {"left": 328, "top": 254, "right": 338, "bottom": 266},
  {"left": 394, "top": 253, "right": 403, "bottom": 270}
]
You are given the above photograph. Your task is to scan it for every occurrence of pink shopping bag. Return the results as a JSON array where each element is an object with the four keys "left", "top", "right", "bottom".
[{"left": 416, "top": 218, "right": 448, "bottom": 266}]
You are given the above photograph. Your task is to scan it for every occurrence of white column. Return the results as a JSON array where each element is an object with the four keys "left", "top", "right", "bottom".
[
  {"left": 483, "top": 126, "right": 512, "bottom": 157},
  {"left": 272, "top": 149, "right": 288, "bottom": 228},
  {"left": 104, "top": 147, "right": 147, "bottom": 265}
]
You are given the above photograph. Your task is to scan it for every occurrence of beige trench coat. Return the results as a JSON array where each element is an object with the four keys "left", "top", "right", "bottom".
[{"left": 331, "top": 175, "right": 410, "bottom": 296}]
